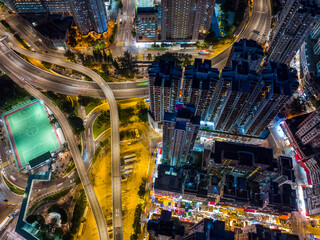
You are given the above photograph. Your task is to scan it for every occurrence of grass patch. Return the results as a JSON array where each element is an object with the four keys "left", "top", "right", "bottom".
[
  {"left": 84, "top": 103, "right": 100, "bottom": 115},
  {"left": 93, "top": 122, "right": 109, "bottom": 139},
  {"left": 28, "top": 188, "right": 71, "bottom": 214},
  {"left": 14, "top": 33, "right": 31, "bottom": 50},
  {"left": 2, "top": 174, "right": 24, "bottom": 195},
  {"left": 70, "top": 189, "right": 87, "bottom": 234}
]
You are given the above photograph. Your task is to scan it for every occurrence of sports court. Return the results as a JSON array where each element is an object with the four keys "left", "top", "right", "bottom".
[{"left": 2, "top": 100, "right": 62, "bottom": 170}]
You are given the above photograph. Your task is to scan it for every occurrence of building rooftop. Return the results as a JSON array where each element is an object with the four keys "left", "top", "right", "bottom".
[{"left": 213, "top": 141, "right": 274, "bottom": 166}]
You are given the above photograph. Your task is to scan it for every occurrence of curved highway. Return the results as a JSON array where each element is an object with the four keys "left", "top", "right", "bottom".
[
  {"left": 0, "top": 42, "right": 111, "bottom": 240},
  {"left": 0, "top": 40, "right": 148, "bottom": 99},
  {"left": 1, "top": 41, "right": 124, "bottom": 240},
  {"left": 211, "top": 0, "right": 271, "bottom": 69},
  {"left": 0, "top": 0, "right": 271, "bottom": 238}
]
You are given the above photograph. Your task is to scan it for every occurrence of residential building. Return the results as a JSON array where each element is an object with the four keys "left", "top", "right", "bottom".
[
  {"left": 182, "top": 59, "right": 220, "bottom": 119},
  {"left": 311, "top": 20, "right": 320, "bottom": 39},
  {"left": 210, "top": 141, "right": 297, "bottom": 212},
  {"left": 4, "top": 0, "right": 108, "bottom": 34},
  {"left": 212, "top": 61, "right": 259, "bottom": 134},
  {"left": 300, "top": 24, "right": 320, "bottom": 99},
  {"left": 244, "top": 62, "right": 299, "bottom": 136},
  {"left": 227, "top": 39, "right": 264, "bottom": 71},
  {"left": 148, "top": 60, "right": 183, "bottom": 123},
  {"left": 154, "top": 141, "right": 297, "bottom": 213},
  {"left": 184, "top": 219, "right": 234, "bottom": 240},
  {"left": 235, "top": 224, "right": 299, "bottom": 240},
  {"left": 136, "top": 7, "right": 158, "bottom": 42},
  {"left": 296, "top": 107, "right": 320, "bottom": 147},
  {"left": 267, "top": 0, "right": 319, "bottom": 64},
  {"left": 160, "top": 0, "right": 215, "bottom": 41},
  {"left": 162, "top": 107, "right": 200, "bottom": 166},
  {"left": 281, "top": 109, "right": 320, "bottom": 215}
]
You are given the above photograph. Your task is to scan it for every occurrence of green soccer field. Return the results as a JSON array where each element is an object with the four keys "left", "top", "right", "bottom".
[{"left": 4, "top": 101, "right": 61, "bottom": 169}]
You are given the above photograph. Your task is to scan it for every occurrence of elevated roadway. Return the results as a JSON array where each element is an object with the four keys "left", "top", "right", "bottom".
[
  {"left": 1, "top": 40, "right": 124, "bottom": 239},
  {"left": 0, "top": 42, "right": 111, "bottom": 240}
]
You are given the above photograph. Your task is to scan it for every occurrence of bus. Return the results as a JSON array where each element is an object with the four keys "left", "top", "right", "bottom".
[
  {"left": 124, "top": 157, "right": 136, "bottom": 164},
  {"left": 121, "top": 164, "right": 133, "bottom": 171},
  {"left": 124, "top": 154, "right": 136, "bottom": 160},
  {"left": 123, "top": 169, "right": 133, "bottom": 176},
  {"left": 0, "top": 216, "right": 13, "bottom": 232},
  {"left": 198, "top": 50, "right": 210, "bottom": 55}
]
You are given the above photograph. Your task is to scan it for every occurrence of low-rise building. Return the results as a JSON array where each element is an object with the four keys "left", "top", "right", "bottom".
[
  {"left": 184, "top": 219, "right": 234, "bottom": 240},
  {"left": 136, "top": 7, "right": 158, "bottom": 42}
]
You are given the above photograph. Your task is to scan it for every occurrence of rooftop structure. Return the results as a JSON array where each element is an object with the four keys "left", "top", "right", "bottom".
[
  {"left": 163, "top": 107, "right": 200, "bottom": 166},
  {"left": 235, "top": 224, "right": 299, "bottom": 240},
  {"left": 16, "top": 171, "right": 52, "bottom": 240},
  {"left": 227, "top": 39, "right": 264, "bottom": 71},
  {"left": 184, "top": 219, "right": 234, "bottom": 240},
  {"left": 147, "top": 210, "right": 185, "bottom": 239}
]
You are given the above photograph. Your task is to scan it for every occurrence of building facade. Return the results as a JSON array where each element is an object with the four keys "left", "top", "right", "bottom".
[
  {"left": 182, "top": 59, "right": 220, "bottom": 119},
  {"left": 267, "top": 0, "right": 319, "bottom": 64},
  {"left": 227, "top": 39, "right": 264, "bottom": 71},
  {"left": 4, "top": 0, "right": 107, "bottom": 34},
  {"left": 160, "top": 0, "right": 215, "bottom": 41},
  {"left": 148, "top": 60, "right": 183, "bottom": 123},
  {"left": 163, "top": 107, "right": 200, "bottom": 166},
  {"left": 136, "top": 7, "right": 158, "bottom": 42}
]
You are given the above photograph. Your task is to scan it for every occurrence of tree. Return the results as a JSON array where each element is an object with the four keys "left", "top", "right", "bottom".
[
  {"left": 64, "top": 50, "right": 76, "bottom": 62},
  {"left": 97, "top": 110, "right": 110, "bottom": 127},
  {"left": 289, "top": 97, "right": 306, "bottom": 115},
  {"left": 136, "top": 100, "right": 148, "bottom": 122},
  {"left": 101, "top": 49, "right": 106, "bottom": 62},
  {"left": 117, "top": 1, "right": 123, "bottom": 9},
  {"left": 204, "top": 30, "right": 216, "bottom": 45},
  {"left": 61, "top": 101, "right": 74, "bottom": 113},
  {"left": 153, "top": 52, "right": 181, "bottom": 65},
  {"left": 78, "top": 95, "right": 101, "bottom": 107},
  {"left": 138, "top": 177, "right": 147, "bottom": 198},
  {"left": 118, "top": 106, "right": 135, "bottom": 125},
  {"left": 112, "top": 51, "right": 139, "bottom": 78},
  {"left": 68, "top": 115, "right": 85, "bottom": 135}
]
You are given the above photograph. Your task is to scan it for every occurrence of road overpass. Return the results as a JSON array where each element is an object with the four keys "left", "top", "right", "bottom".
[
  {"left": 0, "top": 40, "right": 123, "bottom": 239},
  {"left": 0, "top": 0, "right": 271, "bottom": 238}
]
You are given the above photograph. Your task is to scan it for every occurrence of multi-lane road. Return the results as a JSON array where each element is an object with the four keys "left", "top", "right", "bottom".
[
  {"left": 0, "top": 44, "right": 111, "bottom": 240},
  {"left": 0, "top": 40, "right": 124, "bottom": 239},
  {"left": 0, "top": 0, "right": 271, "bottom": 239},
  {"left": 210, "top": 0, "right": 271, "bottom": 70}
]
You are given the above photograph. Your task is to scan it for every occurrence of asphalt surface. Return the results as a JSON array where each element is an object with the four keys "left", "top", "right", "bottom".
[
  {"left": 0, "top": 40, "right": 124, "bottom": 240},
  {"left": 0, "top": 39, "right": 148, "bottom": 99},
  {"left": 0, "top": 0, "right": 271, "bottom": 238},
  {"left": 210, "top": 0, "right": 271, "bottom": 70},
  {"left": 112, "top": 0, "right": 136, "bottom": 57},
  {"left": 0, "top": 57, "right": 111, "bottom": 239}
]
